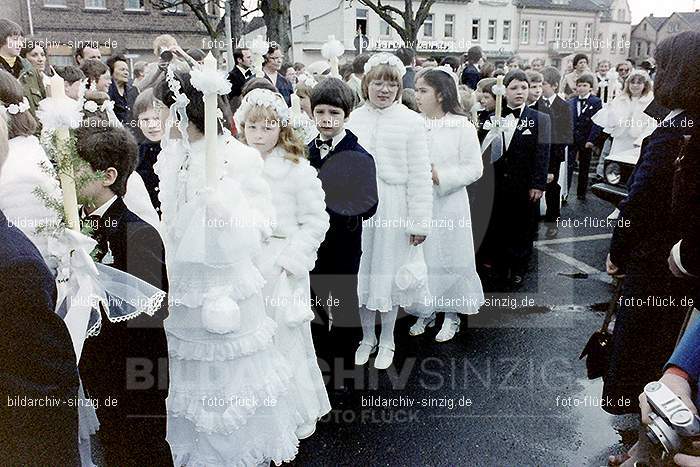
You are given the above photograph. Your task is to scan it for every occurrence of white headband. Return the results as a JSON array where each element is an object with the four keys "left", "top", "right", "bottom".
[
  {"left": 364, "top": 53, "right": 406, "bottom": 78},
  {"left": 234, "top": 88, "right": 290, "bottom": 125},
  {"left": 0, "top": 97, "right": 29, "bottom": 116}
]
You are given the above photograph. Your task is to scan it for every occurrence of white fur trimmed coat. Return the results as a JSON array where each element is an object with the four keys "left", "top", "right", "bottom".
[
  {"left": 346, "top": 102, "right": 433, "bottom": 311},
  {"left": 258, "top": 147, "right": 330, "bottom": 278}
]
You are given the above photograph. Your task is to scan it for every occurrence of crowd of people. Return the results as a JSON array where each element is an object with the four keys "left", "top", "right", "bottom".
[{"left": 0, "top": 12, "right": 699, "bottom": 466}]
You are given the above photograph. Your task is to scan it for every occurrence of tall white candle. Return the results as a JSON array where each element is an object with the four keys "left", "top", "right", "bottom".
[
  {"left": 50, "top": 73, "right": 79, "bottom": 230},
  {"left": 495, "top": 75, "right": 504, "bottom": 120},
  {"left": 203, "top": 52, "right": 218, "bottom": 187},
  {"left": 291, "top": 93, "right": 301, "bottom": 115}
]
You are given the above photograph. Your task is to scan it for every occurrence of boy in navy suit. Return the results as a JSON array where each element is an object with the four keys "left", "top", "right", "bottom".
[
  {"left": 568, "top": 73, "right": 602, "bottom": 200},
  {"left": 487, "top": 69, "right": 550, "bottom": 286},
  {"left": 0, "top": 113, "right": 80, "bottom": 466},
  {"left": 75, "top": 121, "right": 172, "bottom": 467},
  {"left": 530, "top": 67, "right": 574, "bottom": 237},
  {"left": 307, "top": 78, "right": 378, "bottom": 374}
]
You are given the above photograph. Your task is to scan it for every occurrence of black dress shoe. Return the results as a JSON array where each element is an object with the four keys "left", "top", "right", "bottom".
[{"left": 511, "top": 274, "right": 524, "bottom": 287}]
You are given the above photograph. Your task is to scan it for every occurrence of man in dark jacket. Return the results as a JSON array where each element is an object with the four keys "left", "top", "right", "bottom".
[
  {"left": 227, "top": 47, "right": 254, "bottom": 112},
  {"left": 0, "top": 110, "right": 80, "bottom": 466},
  {"left": 395, "top": 47, "right": 416, "bottom": 90},
  {"left": 461, "top": 46, "right": 483, "bottom": 90}
]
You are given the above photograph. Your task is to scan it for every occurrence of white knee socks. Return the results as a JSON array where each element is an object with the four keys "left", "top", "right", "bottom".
[
  {"left": 359, "top": 307, "right": 377, "bottom": 344},
  {"left": 379, "top": 306, "right": 399, "bottom": 348}
]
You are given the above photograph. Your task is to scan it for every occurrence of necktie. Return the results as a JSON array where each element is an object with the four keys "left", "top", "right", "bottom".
[
  {"left": 503, "top": 107, "right": 521, "bottom": 119},
  {"left": 245, "top": 70, "right": 253, "bottom": 79},
  {"left": 543, "top": 99, "right": 551, "bottom": 110},
  {"left": 578, "top": 98, "right": 588, "bottom": 116}
]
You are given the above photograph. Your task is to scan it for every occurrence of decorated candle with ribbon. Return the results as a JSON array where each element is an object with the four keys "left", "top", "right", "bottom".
[
  {"left": 321, "top": 35, "right": 345, "bottom": 79},
  {"left": 250, "top": 35, "right": 269, "bottom": 78},
  {"left": 49, "top": 73, "right": 80, "bottom": 231}
]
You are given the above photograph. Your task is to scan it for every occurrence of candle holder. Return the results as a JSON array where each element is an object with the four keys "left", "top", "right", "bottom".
[{"left": 322, "top": 35, "right": 345, "bottom": 79}]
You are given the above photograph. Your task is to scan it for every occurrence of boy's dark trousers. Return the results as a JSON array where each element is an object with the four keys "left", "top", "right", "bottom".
[
  {"left": 574, "top": 144, "right": 593, "bottom": 197},
  {"left": 544, "top": 166, "right": 561, "bottom": 221}
]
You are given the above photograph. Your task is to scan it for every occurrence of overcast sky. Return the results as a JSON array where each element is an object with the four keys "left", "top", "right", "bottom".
[{"left": 629, "top": 0, "right": 698, "bottom": 23}]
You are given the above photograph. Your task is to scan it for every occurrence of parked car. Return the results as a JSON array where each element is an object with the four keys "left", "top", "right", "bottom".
[{"left": 591, "top": 147, "right": 640, "bottom": 205}]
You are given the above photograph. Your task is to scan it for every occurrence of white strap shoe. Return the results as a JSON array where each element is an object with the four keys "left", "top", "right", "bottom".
[
  {"left": 409, "top": 314, "right": 436, "bottom": 336},
  {"left": 373, "top": 344, "right": 395, "bottom": 370},
  {"left": 435, "top": 316, "right": 460, "bottom": 342},
  {"left": 354, "top": 340, "right": 378, "bottom": 366}
]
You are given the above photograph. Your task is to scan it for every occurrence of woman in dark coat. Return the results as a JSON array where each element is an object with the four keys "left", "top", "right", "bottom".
[{"left": 603, "top": 31, "right": 700, "bottom": 416}]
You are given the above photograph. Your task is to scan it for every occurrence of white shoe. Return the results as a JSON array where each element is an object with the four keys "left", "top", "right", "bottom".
[
  {"left": 354, "top": 340, "right": 378, "bottom": 366},
  {"left": 373, "top": 344, "right": 395, "bottom": 370},
  {"left": 296, "top": 421, "right": 317, "bottom": 439},
  {"left": 435, "top": 316, "right": 460, "bottom": 342},
  {"left": 409, "top": 314, "right": 436, "bottom": 336}
]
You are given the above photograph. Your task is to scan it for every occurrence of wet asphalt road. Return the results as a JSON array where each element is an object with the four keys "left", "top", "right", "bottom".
[{"left": 292, "top": 189, "right": 633, "bottom": 467}]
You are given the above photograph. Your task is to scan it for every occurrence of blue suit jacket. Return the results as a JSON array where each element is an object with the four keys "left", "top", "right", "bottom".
[
  {"left": 0, "top": 209, "right": 79, "bottom": 465},
  {"left": 308, "top": 130, "right": 378, "bottom": 274},
  {"left": 568, "top": 94, "right": 602, "bottom": 145}
]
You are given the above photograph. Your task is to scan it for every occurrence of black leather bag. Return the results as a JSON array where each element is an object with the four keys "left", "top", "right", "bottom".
[{"left": 579, "top": 277, "right": 623, "bottom": 379}]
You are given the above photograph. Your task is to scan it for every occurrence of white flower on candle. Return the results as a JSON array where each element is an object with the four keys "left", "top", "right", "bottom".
[
  {"left": 190, "top": 67, "right": 232, "bottom": 95},
  {"left": 84, "top": 100, "right": 99, "bottom": 113},
  {"left": 492, "top": 84, "right": 506, "bottom": 96}
]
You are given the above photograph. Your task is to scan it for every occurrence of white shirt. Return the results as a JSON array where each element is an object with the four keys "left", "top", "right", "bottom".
[
  {"left": 544, "top": 94, "right": 556, "bottom": 106},
  {"left": 577, "top": 93, "right": 591, "bottom": 116},
  {"left": 237, "top": 65, "right": 252, "bottom": 78},
  {"left": 504, "top": 104, "right": 525, "bottom": 150},
  {"left": 86, "top": 195, "right": 117, "bottom": 218},
  {"left": 319, "top": 129, "right": 347, "bottom": 159}
]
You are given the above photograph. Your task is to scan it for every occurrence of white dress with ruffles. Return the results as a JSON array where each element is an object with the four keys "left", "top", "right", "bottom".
[
  {"left": 155, "top": 133, "right": 302, "bottom": 467},
  {"left": 258, "top": 147, "right": 331, "bottom": 429},
  {"left": 346, "top": 102, "right": 433, "bottom": 312}
]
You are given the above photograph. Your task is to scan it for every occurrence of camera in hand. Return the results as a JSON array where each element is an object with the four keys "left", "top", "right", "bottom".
[
  {"left": 160, "top": 47, "right": 174, "bottom": 63},
  {"left": 644, "top": 381, "right": 700, "bottom": 462}
]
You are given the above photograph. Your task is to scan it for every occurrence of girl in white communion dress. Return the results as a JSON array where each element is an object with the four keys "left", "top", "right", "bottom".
[
  {"left": 153, "top": 68, "right": 304, "bottom": 466},
  {"left": 236, "top": 88, "right": 331, "bottom": 440}
]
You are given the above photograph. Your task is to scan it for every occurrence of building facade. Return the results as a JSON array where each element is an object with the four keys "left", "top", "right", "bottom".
[
  {"left": 1, "top": 0, "right": 212, "bottom": 65},
  {"left": 289, "top": 0, "right": 631, "bottom": 72},
  {"left": 630, "top": 11, "right": 700, "bottom": 64}
]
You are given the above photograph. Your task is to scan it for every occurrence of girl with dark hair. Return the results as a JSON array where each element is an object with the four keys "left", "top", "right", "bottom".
[
  {"left": 20, "top": 39, "right": 52, "bottom": 87},
  {"left": 409, "top": 67, "right": 484, "bottom": 342}
]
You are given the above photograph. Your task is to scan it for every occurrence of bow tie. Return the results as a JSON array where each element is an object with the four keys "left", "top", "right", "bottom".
[
  {"left": 244, "top": 70, "right": 253, "bottom": 79},
  {"left": 578, "top": 97, "right": 588, "bottom": 103},
  {"left": 315, "top": 137, "right": 333, "bottom": 149},
  {"left": 503, "top": 107, "right": 522, "bottom": 119}
]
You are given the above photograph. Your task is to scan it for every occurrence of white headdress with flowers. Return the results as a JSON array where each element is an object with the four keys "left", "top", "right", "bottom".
[
  {"left": 0, "top": 97, "right": 30, "bottom": 116},
  {"left": 234, "top": 88, "right": 290, "bottom": 125},
  {"left": 296, "top": 73, "right": 318, "bottom": 89},
  {"left": 161, "top": 63, "right": 192, "bottom": 151},
  {"left": 364, "top": 52, "right": 406, "bottom": 78}
]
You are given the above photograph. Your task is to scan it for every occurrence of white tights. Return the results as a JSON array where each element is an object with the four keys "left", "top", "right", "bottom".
[{"left": 359, "top": 306, "right": 399, "bottom": 348}]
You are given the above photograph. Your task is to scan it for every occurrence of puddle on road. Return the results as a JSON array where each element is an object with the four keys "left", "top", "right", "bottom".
[{"left": 562, "top": 378, "right": 630, "bottom": 466}]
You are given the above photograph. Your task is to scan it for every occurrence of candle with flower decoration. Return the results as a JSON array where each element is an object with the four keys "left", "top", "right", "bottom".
[
  {"left": 494, "top": 75, "right": 504, "bottom": 120},
  {"left": 49, "top": 73, "right": 80, "bottom": 231},
  {"left": 322, "top": 35, "right": 345, "bottom": 79},
  {"left": 250, "top": 35, "right": 269, "bottom": 78}
]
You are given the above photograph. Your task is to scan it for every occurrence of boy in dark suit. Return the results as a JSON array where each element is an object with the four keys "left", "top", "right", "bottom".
[
  {"left": 568, "top": 73, "right": 602, "bottom": 200},
  {"left": 488, "top": 69, "right": 550, "bottom": 286},
  {"left": 307, "top": 78, "right": 378, "bottom": 374},
  {"left": 0, "top": 115, "right": 80, "bottom": 466},
  {"left": 75, "top": 122, "right": 172, "bottom": 467},
  {"left": 531, "top": 67, "right": 574, "bottom": 237}
]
